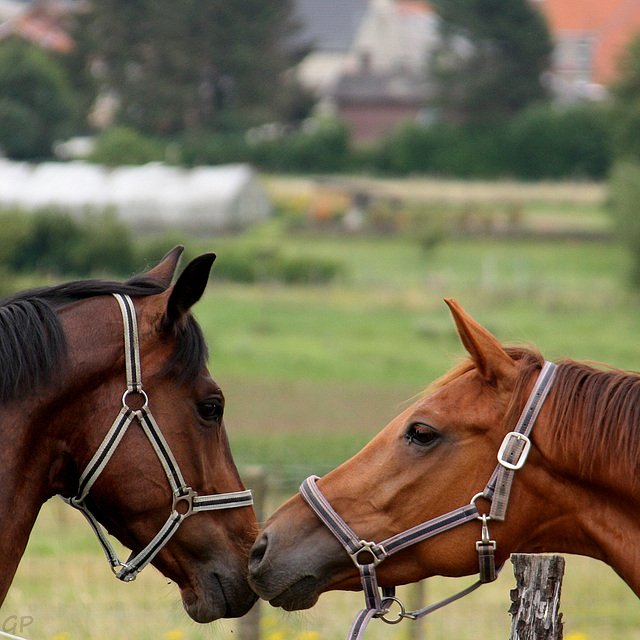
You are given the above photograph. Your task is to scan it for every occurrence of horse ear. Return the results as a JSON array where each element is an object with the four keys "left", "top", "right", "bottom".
[
  {"left": 444, "top": 298, "right": 517, "bottom": 384},
  {"left": 145, "top": 246, "right": 185, "bottom": 288},
  {"left": 163, "top": 253, "right": 216, "bottom": 330}
]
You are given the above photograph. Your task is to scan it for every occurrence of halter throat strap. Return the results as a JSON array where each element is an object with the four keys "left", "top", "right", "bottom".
[
  {"left": 63, "top": 293, "right": 253, "bottom": 582},
  {"left": 300, "top": 360, "right": 557, "bottom": 640}
]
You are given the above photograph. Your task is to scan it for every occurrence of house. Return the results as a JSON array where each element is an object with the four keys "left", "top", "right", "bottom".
[
  {"left": 294, "top": 0, "right": 437, "bottom": 143},
  {"left": 292, "top": 0, "right": 370, "bottom": 94},
  {"left": 536, "top": 0, "right": 640, "bottom": 100},
  {"left": 0, "top": 0, "right": 75, "bottom": 54}
]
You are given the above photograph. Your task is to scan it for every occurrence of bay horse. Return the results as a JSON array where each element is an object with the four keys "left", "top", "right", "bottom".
[
  {"left": 249, "top": 298, "right": 640, "bottom": 636},
  {"left": 0, "top": 246, "right": 257, "bottom": 623}
]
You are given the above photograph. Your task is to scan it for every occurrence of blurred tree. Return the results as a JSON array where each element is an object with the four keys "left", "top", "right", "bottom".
[
  {"left": 0, "top": 38, "right": 76, "bottom": 159},
  {"left": 79, "top": 0, "right": 304, "bottom": 135},
  {"left": 428, "top": 0, "right": 553, "bottom": 123},
  {"left": 607, "top": 34, "right": 640, "bottom": 289}
]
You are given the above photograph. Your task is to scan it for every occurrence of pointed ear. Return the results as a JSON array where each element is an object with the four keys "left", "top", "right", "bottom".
[
  {"left": 444, "top": 298, "right": 517, "bottom": 384},
  {"left": 144, "top": 246, "right": 185, "bottom": 288},
  {"left": 163, "top": 253, "right": 216, "bottom": 331}
]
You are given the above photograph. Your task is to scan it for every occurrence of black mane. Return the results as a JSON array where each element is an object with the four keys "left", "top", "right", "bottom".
[{"left": 0, "top": 274, "right": 208, "bottom": 403}]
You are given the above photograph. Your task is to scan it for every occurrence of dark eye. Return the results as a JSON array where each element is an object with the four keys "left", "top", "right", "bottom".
[
  {"left": 405, "top": 423, "right": 439, "bottom": 448},
  {"left": 198, "top": 399, "right": 224, "bottom": 424}
]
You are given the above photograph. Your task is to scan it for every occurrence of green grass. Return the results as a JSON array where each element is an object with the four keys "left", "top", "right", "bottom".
[
  {"left": 198, "top": 232, "right": 640, "bottom": 488},
  {"left": 6, "top": 183, "right": 640, "bottom": 638}
]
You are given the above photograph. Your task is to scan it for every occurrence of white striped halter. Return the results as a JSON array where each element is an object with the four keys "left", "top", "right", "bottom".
[{"left": 63, "top": 294, "right": 253, "bottom": 582}]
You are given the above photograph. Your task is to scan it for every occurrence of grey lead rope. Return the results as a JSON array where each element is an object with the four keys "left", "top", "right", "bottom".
[{"left": 62, "top": 293, "right": 253, "bottom": 582}]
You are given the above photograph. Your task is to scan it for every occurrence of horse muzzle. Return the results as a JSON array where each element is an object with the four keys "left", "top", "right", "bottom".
[
  {"left": 249, "top": 524, "right": 350, "bottom": 611},
  {"left": 181, "top": 562, "right": 258, "bottom": 622}
]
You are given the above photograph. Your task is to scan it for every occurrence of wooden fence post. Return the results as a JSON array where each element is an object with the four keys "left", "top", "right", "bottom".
[
  {"left": 509, "top": 554, "right": 565, "bottom": 640},
  {"left": 237, "top": 466, "right": 267, "bottom": 640}
]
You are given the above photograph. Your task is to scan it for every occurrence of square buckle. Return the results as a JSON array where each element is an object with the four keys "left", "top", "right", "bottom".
[
  {"left": 497, "top": 432, "right": 531, "bottom": 470},
  {"left": 172, "top": 487, "right": 196, "bottom": 517},
  {"left": 349, "top": 540, "right": 387, "bottom": 567}
]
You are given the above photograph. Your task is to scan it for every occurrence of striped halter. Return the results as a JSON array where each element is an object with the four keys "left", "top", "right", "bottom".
[
  {"left": 300, "top": 361, "right": 558, "bottom": 640},
  {"left": 63, "top": 294, "right": 253, "bottom": 582}
]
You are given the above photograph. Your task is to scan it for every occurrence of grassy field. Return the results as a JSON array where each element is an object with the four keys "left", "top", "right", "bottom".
[{"left": 4, "top": 178, "right": 640, "bottom": 639}]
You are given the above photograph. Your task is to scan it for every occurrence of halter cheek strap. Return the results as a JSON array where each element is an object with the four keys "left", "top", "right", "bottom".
[
  {"left": 63, "top": 294, "right": 253, "bottom": 582},
  {"left": 300, "top": 360, "right": 558, "bottom": 640}
]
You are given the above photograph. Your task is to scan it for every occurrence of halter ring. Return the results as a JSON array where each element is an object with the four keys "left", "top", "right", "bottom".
[
  {"left": 378, "top": 596, "right": 407, "bottom": 624},
  {"left": 122, "top": 388, "right": 149, "bottom": 411}
]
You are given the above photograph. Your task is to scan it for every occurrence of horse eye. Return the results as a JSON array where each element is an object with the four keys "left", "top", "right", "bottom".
[
  {"left": 405, "top": 423, "right": 439, "bottom": 448},
  {"left": 198, "top": 399, "right": 224, "bottom": 423}
]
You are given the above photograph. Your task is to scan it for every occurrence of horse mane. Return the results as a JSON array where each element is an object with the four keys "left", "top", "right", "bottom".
[
  {"left": 429, "top": 344, "right": 640, "bottom": 476},
  {"left": 0, "top": 274, "right": 208, "bottom": 403},
  {"left": 547, "top": 358, "right": 640, "bottom": 475}
]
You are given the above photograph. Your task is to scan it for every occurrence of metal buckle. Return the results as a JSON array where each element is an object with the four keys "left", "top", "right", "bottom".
[
  {"left": 349, "top": 540, "right": 387, "bottom": 567},
  {"left": 497, "top": 432, "right": 531, "bottom": 470},
  {"left": 172, "top": 487, "right": 196, "bottom": 518}
]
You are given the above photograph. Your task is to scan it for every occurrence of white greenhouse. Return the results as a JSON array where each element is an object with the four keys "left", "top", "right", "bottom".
[{"left": 0, "top": 160, "right": 271, "bottom": 233}]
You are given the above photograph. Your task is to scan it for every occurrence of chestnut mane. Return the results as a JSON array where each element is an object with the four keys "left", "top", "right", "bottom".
[{"left": 428, "top": 346, "right": 640, "bottom": 475}]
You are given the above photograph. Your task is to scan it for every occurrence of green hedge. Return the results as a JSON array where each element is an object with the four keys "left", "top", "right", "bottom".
[
  {"left": 212, "top": 245, "right": 345, "bottom": 285},
  {"left": 375, "top": 103, "right": 612, "bottom": 179},
  {"left": 0, "top": 209, "right": 137, "bottom": 277},
  {"left": 93, "top": 102, "right": 613, "bottom": 179}
]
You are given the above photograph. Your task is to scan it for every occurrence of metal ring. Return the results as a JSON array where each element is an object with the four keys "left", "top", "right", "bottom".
[
  {"left": 122, "top": 389, "right": 149, "bottom": 411},
  {"left": 470, "top": 492, "right": 491, "bottom": 512},
  {"left": 378, "top": 596, "right": 406, "bottom": 625}
]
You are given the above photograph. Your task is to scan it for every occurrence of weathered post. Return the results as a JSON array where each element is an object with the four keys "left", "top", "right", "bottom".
[
  {"left": 509, "top": 554, "right": 565, "bottom": 640},
  {"left": 237, "top": 466, "right": 267, "bottom": 640}
]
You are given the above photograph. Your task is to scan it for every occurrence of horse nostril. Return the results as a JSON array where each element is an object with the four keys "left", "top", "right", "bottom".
[{"left": 249, "top": 531, "right": 270, "bottom": 574}]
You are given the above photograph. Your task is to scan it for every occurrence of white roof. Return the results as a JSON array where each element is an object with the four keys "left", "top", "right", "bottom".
[{"left": 0, "top": 160, "right": 270, "bottom": 230}]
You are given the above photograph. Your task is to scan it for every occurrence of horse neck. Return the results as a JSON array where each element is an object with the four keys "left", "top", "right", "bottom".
[
  {"left": 0, "top": 401, "right": 71, "bottom": 602},
  {"left": 0, "top": 297, "right": 125, "bottom": 604},
  {"left": 531, "top": 375, "right": 640, "bottom": 595}
]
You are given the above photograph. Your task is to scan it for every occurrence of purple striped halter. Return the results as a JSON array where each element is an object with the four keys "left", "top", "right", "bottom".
[{"left": 300, "top": 360, "right": 557, "bottom": 640}]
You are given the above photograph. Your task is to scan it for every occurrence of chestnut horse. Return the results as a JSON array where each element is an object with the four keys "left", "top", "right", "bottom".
[
  {"left": 0, "top": 247, "right": 257, "bottom": 623},
  {"left": 250, "top": 299, "right": 640, "bottom": 636}
]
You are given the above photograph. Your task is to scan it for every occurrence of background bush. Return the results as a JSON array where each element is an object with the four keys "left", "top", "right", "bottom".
[
  {"left": 89, "top": 126, "right": 166, "bottom": 166},
  {"left": 608, "top": 159, "right": 640, "bottom": 287},
  {"left": 507, "top": 103, "right": 611, "bottom": 179},
  {"left": 0, "top": 209, "right": 137, "bottom": 277},
  {"left": 372, "top": 103, "right": 612, "bottom": 179}
]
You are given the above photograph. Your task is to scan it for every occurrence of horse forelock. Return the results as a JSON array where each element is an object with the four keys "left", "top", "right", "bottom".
[{"left": 0, "top": 274, "right": 207, "bottom": 403}]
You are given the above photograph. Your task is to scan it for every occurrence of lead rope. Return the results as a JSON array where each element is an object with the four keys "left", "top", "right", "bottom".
[
  {"left": 300, "top": 361, "right": 558, "bottom": 640},
  {"left": 63, "top": 294, "right": 253, "bottom": 582}
]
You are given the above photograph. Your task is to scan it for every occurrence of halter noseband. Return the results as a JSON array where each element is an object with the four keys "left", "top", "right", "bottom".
[
  {"left": 63, "top": 294, "right": 253, "bottom": 582},
  {"left": 300, "top": 360, "right": 557, "bottom": 640}
]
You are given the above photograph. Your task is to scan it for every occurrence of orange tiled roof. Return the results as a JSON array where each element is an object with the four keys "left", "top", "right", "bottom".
[{"left": 538, "top": 0, "right": 640, "bottom": 84}]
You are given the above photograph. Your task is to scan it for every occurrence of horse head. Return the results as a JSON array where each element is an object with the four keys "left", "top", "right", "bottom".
[
  {"left": 249, "top": 299, "right": 640, "bottom": 615},
  {"left": 0, "top": 248, "right": 257, "bottom": 622}
]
